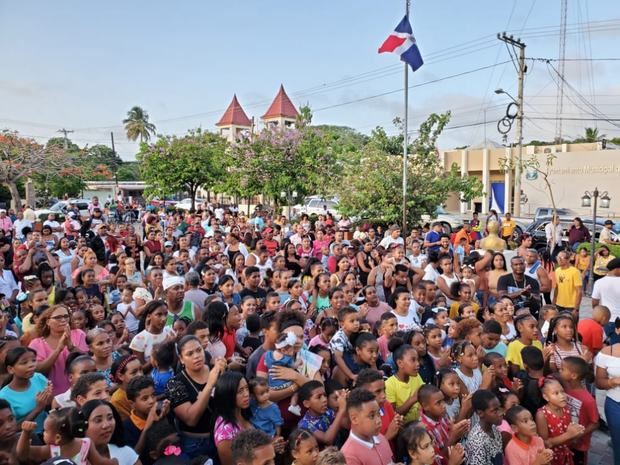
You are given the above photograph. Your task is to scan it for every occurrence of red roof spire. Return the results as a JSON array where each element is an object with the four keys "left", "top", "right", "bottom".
[
  {"left": 262, "top": 85, "right": 299, "bottom": 119},
  {"left": 216, "top": 94, "right": 252, "bottom": 127}
]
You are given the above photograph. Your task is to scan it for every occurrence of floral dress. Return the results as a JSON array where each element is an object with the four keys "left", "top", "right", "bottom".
[
  {"left": 213, "top": 416, "right": 247, "bottom": 446},
  {"left": 539, "top": 405, "right": 573, "bottom": 465}
]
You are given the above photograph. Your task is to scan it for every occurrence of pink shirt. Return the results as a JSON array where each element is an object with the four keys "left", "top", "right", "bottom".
[
  {"left": 29, "top": 329, "right": 88, "bottom": 395},
  {"left": 504, "top": 434, "right": 545, "bottom": 465},
  {"left": 341, "top": 432, "right": 393, "bottom": 465}
]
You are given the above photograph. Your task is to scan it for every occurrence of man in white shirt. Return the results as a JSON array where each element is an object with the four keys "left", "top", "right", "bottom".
[
  {"left": 544, "top": 216, "right": 563, "bottom": 257},
  {"left": 43, "top": 213, "right": 62, "bottom": 239},
  {"left": 379, "top": 224, "right": 404, "bottom": 249},
  {"left": 12, "top": 211, "right": 32, "bottom": 241},
  {"left": 599, "top": 220, "right": 620, "bottom": 245},
  {"left": 407, "top": 240, "right": 427, "bottom": 269},
  {"left": 592, "top": 257, "right": 620, "bottom": 321}
]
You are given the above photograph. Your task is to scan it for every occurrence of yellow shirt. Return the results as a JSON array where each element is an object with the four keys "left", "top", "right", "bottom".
[
  {"left": 501, "top": 220, "right": 516, "bottom": 237},
  {"left": 506, "top": 339, "right": 543, "bottom": 370},
  {"left": 385, "top": 374, "right": 424, "bottom": 423},
  {"left": 575, "top": 254, "right": 590, "bottom": 272},
  {"left": 554, "top": 266, "right": 582, "bottom": 308},
  {"left": 111, "top": 388, "right": 131, "bottom": 421}
]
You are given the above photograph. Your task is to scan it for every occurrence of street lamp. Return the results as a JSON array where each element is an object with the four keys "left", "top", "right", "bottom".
[
  {"left": 495, "top": 88, "right": 524, "bottom": 216},
  {"left": 280, "top": 190, "right": 299, "bottom": 221},
  {"left": 582, "top": 188, "right": 611, "bottom": 292}
]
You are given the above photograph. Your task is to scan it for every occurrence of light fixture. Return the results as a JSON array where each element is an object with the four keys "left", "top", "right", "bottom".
[
  {"left": 292, "top": 191, "right": 298, "bottom": 198},
  {"left": 494, "top": 88, "right": 504, "bottom": 95},
  {"left": 600, "top": 193, "right": 611, "bottom": 209},
  {"left": 581, "top": 193, "right": 592, "bottom": 208},
  {"left": 280, "top": 191, "right": 286, "bottom": 198}
]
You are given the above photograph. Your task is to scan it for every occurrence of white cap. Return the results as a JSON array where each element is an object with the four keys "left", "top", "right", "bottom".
[{"left": 163, "top": 276, "right": 185, "bottom": 291}]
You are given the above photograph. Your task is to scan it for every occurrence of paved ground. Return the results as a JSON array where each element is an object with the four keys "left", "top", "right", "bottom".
[{"left": 577, "top": 296, "right": 614, "bottom": 465}]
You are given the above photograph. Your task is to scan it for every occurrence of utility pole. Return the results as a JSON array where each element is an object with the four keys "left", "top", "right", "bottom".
[
  {"left": 110, "top": 132, "right": 119, "bottom": 194},
  {"left": 57, "top": 128, "right": 74, "bottom": 150},
  {"left": 497, "top": 33, "right": 526, "bottom": 217}
]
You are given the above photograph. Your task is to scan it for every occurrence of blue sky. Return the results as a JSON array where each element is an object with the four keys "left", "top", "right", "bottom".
[{"left": 1, "top": 0, "right": 619, "bottom": 159}]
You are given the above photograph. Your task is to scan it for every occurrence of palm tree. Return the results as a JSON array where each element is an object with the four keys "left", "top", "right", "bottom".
[
  {"left": 583, "top": 127, "right": 606, "bottom": 143},
  {"left": 123, "top": 106, "right": 156, "bottom": 143}
]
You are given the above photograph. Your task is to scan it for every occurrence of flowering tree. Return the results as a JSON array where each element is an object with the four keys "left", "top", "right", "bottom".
[{"left": 0, "top": 131, "right": 73, "bottom": 208}]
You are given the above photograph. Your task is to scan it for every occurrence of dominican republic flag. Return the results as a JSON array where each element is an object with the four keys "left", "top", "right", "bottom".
[{"left": 378, "top": 15, "right": 424, "bottom": 71}]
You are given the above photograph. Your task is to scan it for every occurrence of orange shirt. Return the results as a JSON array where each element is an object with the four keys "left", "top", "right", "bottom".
[{"left": 577, "top": 318, "right": 604, "bottom": 354}]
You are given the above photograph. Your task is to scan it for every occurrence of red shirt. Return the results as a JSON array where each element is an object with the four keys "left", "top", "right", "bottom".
[
  {"left": 577, "top": 319, "right": 604, "bottom": 354},
  {"left": 566, "top": 388, "right": 599, "bottom": 451},
  {"left": 263, "top": 239, "right": 279, "bottom": 257},
  {"left": 222, "top": 328, "right": 237, "bottom": 358},
  {"left": 420, "top": 412, "right": 451, "bottom": 465},
  {"left": 380, "top": 400, "right": 396, "bottom": 437}
]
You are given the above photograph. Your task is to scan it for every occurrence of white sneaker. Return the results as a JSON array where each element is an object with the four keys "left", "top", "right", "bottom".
[{"left": 288, "top": 404, "right": 302, "bottom": 416}]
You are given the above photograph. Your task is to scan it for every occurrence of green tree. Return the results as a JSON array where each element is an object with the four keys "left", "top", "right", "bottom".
[
  {"left": 583, "top": 127, "right": 606, "bottom": 143},
  {"left": 338, "top": 113, "right": 483, "bottom": 225},
  {"left": 123, "top": 106, "right": 156, "bottom": 143},
  {"left": 0, "top": 131, "right": 73, "bottom": 208},
  {"left": 116, "top": 162, "right": 141, "bottom": 181},
  {"left": 138, "top": 129, "right": 228, "bottom": 211}
]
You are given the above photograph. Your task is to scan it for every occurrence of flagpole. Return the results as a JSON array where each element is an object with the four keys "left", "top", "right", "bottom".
[{"left": 402, "top": 0, "right": 410, "bottom": 236}]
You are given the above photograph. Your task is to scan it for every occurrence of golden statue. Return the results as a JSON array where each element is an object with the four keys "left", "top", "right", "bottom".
[{"left": 480, "top": 220, "right": 507, "bottom": 251}]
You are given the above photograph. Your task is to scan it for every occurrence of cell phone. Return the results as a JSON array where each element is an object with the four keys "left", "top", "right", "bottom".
[{"left": 156, "top": 400, "right": 163, "bottom": 416}]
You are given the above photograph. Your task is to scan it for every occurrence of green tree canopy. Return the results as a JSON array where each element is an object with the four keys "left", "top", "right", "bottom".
[
  {"left": 137, "top": 129, "right": 228, "bottom": 211},
  {"left": 338, "top": 113, "right": 483, "bottom": 226}
]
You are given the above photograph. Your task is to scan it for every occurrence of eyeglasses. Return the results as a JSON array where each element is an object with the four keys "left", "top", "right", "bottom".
[{"left": 50, "top": 314, "right": 70, "bottom": 321}]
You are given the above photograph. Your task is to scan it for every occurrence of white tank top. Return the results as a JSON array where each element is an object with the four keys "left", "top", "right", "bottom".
[{"left": 525, "top": 260, "right": 541, "bottom": 283}]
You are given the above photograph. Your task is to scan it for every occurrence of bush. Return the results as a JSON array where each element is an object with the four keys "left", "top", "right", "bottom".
[{"left": 577, "top": 242, "right": 620, "bottom": 257}]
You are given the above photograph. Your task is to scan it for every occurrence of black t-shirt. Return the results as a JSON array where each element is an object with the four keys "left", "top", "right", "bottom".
[
  {"left": 497, "top": 273, "right": 541, "bottom": 317},
  {"left": 239, "top": 287, "right": 267, "bottom": 304}
]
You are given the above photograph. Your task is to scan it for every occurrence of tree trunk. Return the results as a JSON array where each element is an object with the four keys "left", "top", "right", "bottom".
[{"left": 5, "top": 182, "right": 22, "bottom": 210}]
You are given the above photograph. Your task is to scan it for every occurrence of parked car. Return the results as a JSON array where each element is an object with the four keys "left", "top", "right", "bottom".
[
  {"left": 292, "top": 196, "right": 339, "bottom": 218},
  {"left": 175, "top": 198, "right": 207, "bottom": 211},
  {"left": 524, "top": 217, "right": 620, "bottom": 253},
  {"left": 429, "top": 207, "right": 526, "bottom": 241},
  {"left": 34, "top": 199, "right": 89, "bottom": 221},
  {"left": 533, "top": 207, "right": 577, "bottom": 221}
]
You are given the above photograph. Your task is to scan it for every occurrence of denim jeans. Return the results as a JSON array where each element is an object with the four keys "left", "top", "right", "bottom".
[
  {"left": 180, "top": 433, "right": 219, "bottom": 463},
  {"left": 605, "top": 396, "right": 620, "bottom": 465}
]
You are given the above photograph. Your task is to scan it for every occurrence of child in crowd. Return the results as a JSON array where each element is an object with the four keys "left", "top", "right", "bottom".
[
  {"left": 249, "top": 377, "right": 283, "bottom": 437},
  {"left": 354, "top": 368, "right": 402, "bottom": 442},
  {"left": 546, "top": 313, "right": 590, "bottom": 373},
  {"left": 288, "top": 429, "right": 320, "bottom": 465},
  {"left": 418, "top": 384, "right": 469, "bottom": 465},
  {"left": 560, "top": 357, "right": 599, "bottom": 465},
  {"left": 310, "top": 345, "right": 332, "bottom": 381},
  {"left": 341, "top": 388, "right": 394, "bottom": 465},
  {"left": 52, "top": 354, "right": 97, "bottom": 409},
  {"left": 17, "top": 408, "right": 117, "bottom": 465},
  {"left": 425, "top": 324, "right": 450, "bottom": 369},
  {"left": 518, "top": 346, "right": 547, "bottom": 418},
  {"left": 376, "top": 312, "right": 398, "bottom": 362},
  {"left": 507, "top": 313, "right": 543, "bottom": 374},
  {"left": 70, "top": 372, "right": 110, "bottom": 407},
  {"left": 464, "top": 390, "right": 504, "bottom": 465},
  {"left": 339, "top": 333, "right": 381, "bottom": 387},
  {"left": 329, "top": 306, "right": 361, "bottom": 384},
  {"left": 265, "top": 332, "right": 302, "bottom": 415},
  {"left": 540, "top": 305, "right": 559, "bottom": 342},
  {"left": 117, "top": 287, "right": 140, "bottom": 336},
  {"left": 241, "top": 314, "right": 262, "bottom": 352},
  {"left": 130, "top": 301, "right": 173, "bottom": 367},
  {"left": 298, "top": 380, "right": 348, "bottom": 446},
  {"left": 150, "top": 341, "right": 176, "bottom": 397},
  {"left": 309, "top": 317, "right": 338, "bottom": 349},
  {"left": 0, "top": 347, "right": 51, "bottom": 433},
  {"left": 405, "top": 423, "right": 464, "bottom": 465},
  {"left": 577, "top": 305, "right": 610, "bottom": 356},
  {"left": 504, "top": 405, "right": 553, "bottom": 465},
  {"left": 385, "top": 339, "right": 424, "bottom": 424},
  {"left": 111, "top": 354, "right": 144, "bottom": 420},
  {"left": 453, "top": 341, "right": 490, "bottom": 395},
  {"left": 481, "top": 319, "right": 507, "bottom": 357},
  {"left": 124, "top": 376, "right": 170, "bottom": 454},
  {"left": 536, "top": 378, "right": 585, "bottom": 465}
]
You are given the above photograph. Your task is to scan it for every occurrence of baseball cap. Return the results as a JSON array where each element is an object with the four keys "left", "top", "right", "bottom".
[
  {"left": 606, "top": 257, "right": 620, "bottom": 272},
  {"left": 164, "top": 241, "right": 174, "bottom": 247},
  {"left": 604, "top": 220, "right": 614, "bottom": 226}
]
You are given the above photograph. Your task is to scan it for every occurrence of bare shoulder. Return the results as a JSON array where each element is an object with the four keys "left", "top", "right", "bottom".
[{"left": 600, "top": 344, "right": 620, "bottom": 356}]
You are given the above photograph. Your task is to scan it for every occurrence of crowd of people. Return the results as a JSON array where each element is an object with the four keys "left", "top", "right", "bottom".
[{"left": 0, "top": 199, "right": 618, "bottom": 465}]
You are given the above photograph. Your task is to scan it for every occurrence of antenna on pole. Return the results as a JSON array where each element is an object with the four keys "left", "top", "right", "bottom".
[
  {"left": 57, "top": 128, "right": 74, "bottom": 150},
  {"left": 555, "top": 0, "right": 568, "bottom": 142}
]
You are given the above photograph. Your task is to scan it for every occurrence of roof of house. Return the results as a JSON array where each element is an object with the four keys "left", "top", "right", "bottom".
[
  {"left": 262, "top": 84, "right": 299, "bottom": 119},
  {"left": 216, "top": 94, "right": 252, "bottom": 127}
]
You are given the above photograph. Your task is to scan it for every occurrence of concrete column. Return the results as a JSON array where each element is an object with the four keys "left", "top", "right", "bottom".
[
  {"left": 460, "top": 150, "right": 468, "bottom": 214},
  {"left": 482, "top": 149, "right": 490, "bottom": 214},
  {"left": 504, "top": 147, "right": 512, "bottom": 214}
]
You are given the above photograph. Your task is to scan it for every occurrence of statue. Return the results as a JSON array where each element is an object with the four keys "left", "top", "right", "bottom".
[{"left": 480, "top": 220, "right": 507, "bottom": 251}]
